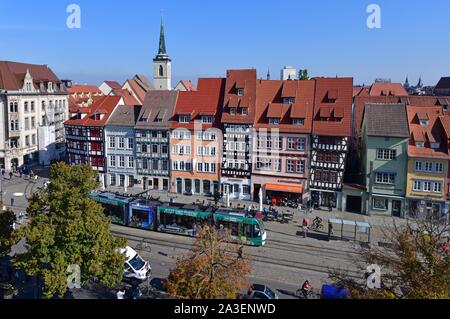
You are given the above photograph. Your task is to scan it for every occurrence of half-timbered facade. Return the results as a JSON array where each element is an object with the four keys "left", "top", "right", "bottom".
[
  {"left": 310, "top": 78, "right": 353, "bottom": 209},
  {"left": 220, "top": 70, "right": 257, "bottom": 200},
  {"left": 65, "top": 95, "right": 122, "bottom": 185}
]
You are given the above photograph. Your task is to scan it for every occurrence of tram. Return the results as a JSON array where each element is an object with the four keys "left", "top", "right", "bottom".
[{"left": 89, "top": 191, "right": 267, "bottom": 247}]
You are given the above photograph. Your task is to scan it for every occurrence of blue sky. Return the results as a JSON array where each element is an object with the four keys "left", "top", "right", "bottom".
[{"left": 1, "top": 0, "right": 449, "bottom": 86}]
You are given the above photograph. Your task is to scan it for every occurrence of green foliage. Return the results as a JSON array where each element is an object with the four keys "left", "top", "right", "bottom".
[
  {"left": 329, "top": 219, "right": 450, "bottom": 299},
  {"left": 13, "top": 163, "right": 126, "bottom": 299},
  {"left": 0, "top": 204, "right": 17, "bottom": 258},
  {"left": 299, "top": 69, "right": 309, "bottom": 80}
]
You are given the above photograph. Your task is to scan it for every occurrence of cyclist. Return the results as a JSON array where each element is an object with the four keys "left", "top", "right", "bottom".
[{"left": 301, "top": 280, "right": 312, "bottom": 298}]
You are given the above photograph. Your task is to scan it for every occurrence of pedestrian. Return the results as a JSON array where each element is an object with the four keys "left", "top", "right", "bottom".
[
  {"left": 1, "top": 168, "right": 4, "bottom": 177},
  {"left": 9, "top": 171, "right": 13, "bottom": 180},
  {"left": 116, "top": 287, "right": 126, "bottom": 299},
  {"left": 328, "top": 222, "right": 334, "bottom": 241},
  {"left": 10, "top": 197, "right": 14, "bottom": 207},
  {"left": 303, "top": 217, "right": 309, "bottom": 238}
]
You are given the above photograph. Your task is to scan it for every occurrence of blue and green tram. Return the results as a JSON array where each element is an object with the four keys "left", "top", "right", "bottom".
[{"left": 90, "top": 191, "right": 267, "bottom": 246}]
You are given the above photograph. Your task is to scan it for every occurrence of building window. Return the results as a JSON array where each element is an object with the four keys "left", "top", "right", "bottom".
[
  {"left": 25, "top": 135, "right": 30, "bottom": 147},
  {"left": 293, "top": 118, "right": 304, "bottom": 126},
  {"left": 297, "top": 139, "right": 305, "bottom": 151},
  {"left": 24, "top": 102, "right": 28, "bottom": 112},
  {"left": 242, "top": 185, "right": 250, "bottom": 195},
  {"left": 109, "top": 156, "right": 116, "bottom": 167},
  {"left": 434, "top": 182, "right": 442, "bottom": 193},
  {"left": 283, "top": 97, "right": 295, "bottom": 105},
  {"left": 152, "top": 131, "right": 158, "bottom": 138},
  {"left": 274, "top": 159, "right": 281, "bottom": 172},
  {"left": 230, "top": 108, "right": 236, "bottom": 115},
  {"left": 376, "top": 149, "right": 397, "bottom": 160},
  {"left": 201, "top": 116, "right": 213, "bottom": 124},
  {"left": 296, "top": 161, "right": 305, "bottom": 174},
  {"left": 178, "top": 115, "right": 191, "bottom": 123},
  {"left": 128, "top": 138, "right": 134, "bottom": 149},
  {"left": 42, "top": 101, "right": 46, "bottom": 111},
  {"left": 415, "top": 142, "right": 424, "bottom": 148},
  {"left": 435, "top": 162, "right": 444, "bottom": 173},
  {"left": 241, "top": 108, "right": 248, "bottom": 116},
  {"left": 110, "top": 174, "right": 116, "bottom": 186},
  {"left": 153, "top": 145, "right": 158, "bottom": 153},
  {"left": 153, "top": 160, "right": 159, "bottom": 170},
  {"left": 373, "top": 197, "right": 388, "bottom": 210},
  {"left": 141, "top": 144, "right": 148, "bottom": 153},
  {"left": 119, "top": 175, "right": 125, "bottom": 187},
  {"left": 25, "top": 117, "right": 30, "bottom": 130},
  {"left": 31, "top": 101, "right": 35, "bottom": 112},
  {"left": 162, "top": 160, "right": 168, "bottom": 171},
  {"left": 159, "top": 65, "right": 164, "bottom": 77},
  {"left": 109, "top": 137, "right": 115, "bottom": 148},
  {"left": 237, "top": 89, "right": 244, "bottom": 96},
  {"left": 287, "top": 138, "right": 295, "bottom": 150},
  {"left": 142, "top": 159, "right": 148, "bottom": 170},
  {"left": 128, "top": 157, "right": 134, "bottom": 168},
  {"left": 31, "top": 117, "right": 36, "bottom": 129},
  {"left": 119, "top": 156, "right": 125, "bottom": 168},
  {"left": 118, "top": 138, "right": 125, "bottom": 149},
  {"left": 413, "top": 180, "right": 421, "bottom": 191},
  {"left": 32, "top": 134, "right": 36, "bottom": 145},
  {"left": 375, "top": 172, "right": 396, "bottom": 185},
  {"left": 415, "top": 161, "right": 422, "bottom": 171},
  {"left": 287, "top": 160, "right": 295, "bottom": 173},
  {"left": 420, "top": 120, "right": 429, "bottom": 126},
  {"left": 269, "top": 118, "right": 280, "bottom": 125},
  {"left": 423, "top": 181, "right": 432, "bottom": 192}
]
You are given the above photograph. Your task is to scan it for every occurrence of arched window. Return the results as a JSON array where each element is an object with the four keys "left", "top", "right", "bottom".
[{"left": 159, "top": 65, "right": 164, "bottom": 77}]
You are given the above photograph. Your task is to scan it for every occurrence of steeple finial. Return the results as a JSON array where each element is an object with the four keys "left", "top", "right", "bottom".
[
  {"left": 158, "top": 14, "right": 167, "bottom": 56},
  {"left": 267, "top": 68, "right": 270, "bottom": 80}
]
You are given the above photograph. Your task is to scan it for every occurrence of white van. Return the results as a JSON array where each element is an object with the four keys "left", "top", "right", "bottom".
[{"left": 120, "top": 246, "right": 151, "bottom": 281}]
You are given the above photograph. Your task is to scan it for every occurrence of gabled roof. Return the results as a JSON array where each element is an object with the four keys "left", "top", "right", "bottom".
[
  {"left": 65, "top": 95, "right": 122, "bottom": 127},
  {"left": 103, "top": 81, "right": 122, "bottom": 90},
  {"left": 115, "top": 88, "right": 141, "bottom": 105},
  {"left": 363, "top": 103, "right": 409, "bottom": 138},
  {"left": 435, "top": 77, "right": 450, "bottom": 90},
  {"left": 173, "top": 78, "right": 225, "bottom": 130},
  {"left": 254, "top": 79, "right": 315, "bottom": 134},
  {"left": 407, "top": 106, "right": 449, "bottom": 159},
  {"left": 221, "top": 69, "right": 257, "bottom": 124},
  {"left": 68, "top": 85, "right": 102, "bottom": 94},
  {"left": 106, "top": 104, "right": 142, "bottom": 127},
  {"left": 0, "top": 61, "right": 63, "bottom": 91},
  {"left": 136, "top": 90, "right": 178, "bottom": 129},
  {"left": 312, "top": 77, "right": 353, "bottom": 136},
  {"left": 355, "top": 83, "right": 408, "bottom": 97},
  {"left": 175, "top": 80, "right": 196, "bottom": 91}
]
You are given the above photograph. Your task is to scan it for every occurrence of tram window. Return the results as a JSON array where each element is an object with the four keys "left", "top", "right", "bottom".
[
  {"left": 244, "top": 225, "right": 253, "bottom": 238},
  {"left": 220, "top": 221, "right": 239, "bottom": 236}
]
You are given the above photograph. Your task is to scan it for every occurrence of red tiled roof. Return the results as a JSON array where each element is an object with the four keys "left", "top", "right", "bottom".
[
  {"left": 179, "top": 80, "right": 196, "bottom": 91},
  {"left": 319, "top": 106, "right": 332, "bottom": 118},
  {"left": 65, "top": 95, "right": 122, "bottom": 127},
  {"left": 173, "top": 78, "right": 225, "bottom": 130},
  {"left": 439, "top": 115, "right": 450, "bottom": 138},
  {"left": 357, "top": 83, "right": 408, "bottom": 97},
  {"left": 221, "top": 69, "right": 257, "bottom": 124},
  {"left": 104, "top": 81, "right": 122, "bottom": 90},
  {"left": 407, "top": 106, "right": 449, "bottom": 159},
  {"left": 68, "top": 84, "right": 101, "bottom": 94},
  {"left": 0, "top": 61, "right": 62, "bottom": 91},
  {"left": 115, "top": 88, "right": 141, "bottom": 106},
  {"left": 266, "top": 103, "right": 284, "bottom": 118},
  {"left": 281, "top": 81, "right": 297, "bottom": 97},
  {"left": 312, "top": 77, "right": 353, "bottom": 136},
  {"left": 254, "top": 79, "right": 315, "bottom": 134},
  {"left": 125, "top": 79, "right": 148, "bottom": 104}
]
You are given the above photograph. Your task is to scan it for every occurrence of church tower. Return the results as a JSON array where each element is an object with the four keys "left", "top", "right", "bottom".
[{"left": 153, "top": 17, "right": 172, "bottom": 90}]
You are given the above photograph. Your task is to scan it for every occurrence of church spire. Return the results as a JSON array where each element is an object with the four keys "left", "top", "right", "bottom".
[
  {"left": 267, "top": 68, "right": 270, "bottom": 80},
  {"left": 158, "top": 15, "right": 167, "bottom": 56}
]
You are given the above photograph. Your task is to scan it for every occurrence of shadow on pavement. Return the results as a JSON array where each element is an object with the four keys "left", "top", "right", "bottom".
[
  {"left": 150, "top": 277, "right": 166, "bottom": 292},
  {"left": 295, "top": 231, "right": 329, "bottom": 241}
]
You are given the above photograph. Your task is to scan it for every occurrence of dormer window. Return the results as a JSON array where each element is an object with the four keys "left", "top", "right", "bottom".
[
  {"left": 431, "top": 142, "right": 441, "bottom": 149},
  {"left": 230, "top": 108, "right": 237, "bottom": 115},
  {"left": 201, "top": 116, "right": 213, "bottom": 124},
  {"left": 269, "top": 118, "right": 280, "bottom": 125},
  {"left": 237, "top": 89, "right": 244, "bottom": 97},
  {"left": 241, "top": 108, "right": 248, "bottom": 116},
  {"left": 283, "top": 98, "right": 295, "bottom": 105},
  {"left": 416, "top": 142, "right": 425, "bottom": 148},
  {"left": 179, "top": 115, "right": 191, "bottom": 123},
  {"left": 293, "top": 118, "right": 304, "bottom": 126},
  {"left": 420, "top": 120, "right": 429, "bottom": 126}
]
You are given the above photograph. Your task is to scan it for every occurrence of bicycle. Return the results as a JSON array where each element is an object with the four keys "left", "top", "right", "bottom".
[
  {"left": 295, "top": 288, "right": 314, "bottom": 299},
  {"left": 310, "top": 217, "right": 324, "bottom": 231}
]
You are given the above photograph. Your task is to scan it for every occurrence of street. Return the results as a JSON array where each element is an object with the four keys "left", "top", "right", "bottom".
[{"left": 2, "top": 167, "right": 383, "bottom": 299}]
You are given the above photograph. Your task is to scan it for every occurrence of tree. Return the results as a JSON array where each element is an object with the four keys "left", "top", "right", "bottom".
[
  {"left": 329, "top": 214, "right": 449, "bottom": 299},
  {"left": 0, "top": 204, "right": 17, "bottom": 258},
  {"left": 13, "top": 163, "right": 127, "bottom": 298},
  {"left": 166, "top": 225, "right": 252, "bottom": 299},
  {"left": 299, "top": 69, "right": 309, "bottom": 80}
]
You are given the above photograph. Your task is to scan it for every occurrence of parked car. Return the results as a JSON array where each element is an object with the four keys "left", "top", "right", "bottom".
[
  {"left": 120, "top": 246, "right": 151, "bottom": 282},
  {"left": 247, "top": 284, "right": 279, "bottom": 299}
]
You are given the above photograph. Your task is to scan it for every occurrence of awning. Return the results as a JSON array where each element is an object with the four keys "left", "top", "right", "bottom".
[{"left": 265, "top": 183, "right": 303, "bottom": 193}]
